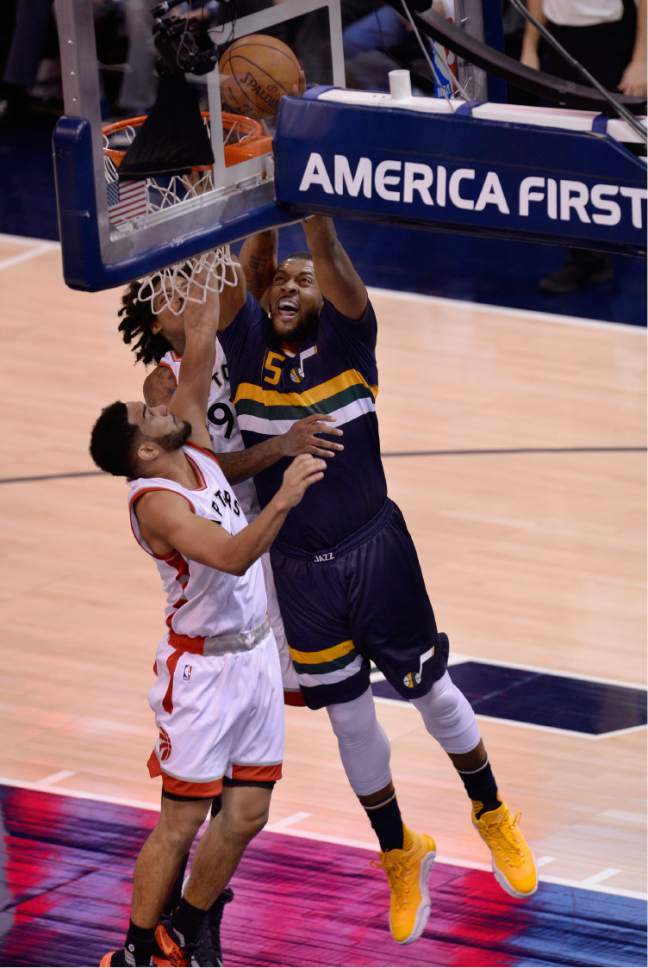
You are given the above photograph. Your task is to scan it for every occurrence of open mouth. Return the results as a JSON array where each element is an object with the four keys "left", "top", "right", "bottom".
[{"left": 276, "top": 296, "right": 299, "bottom": 322}]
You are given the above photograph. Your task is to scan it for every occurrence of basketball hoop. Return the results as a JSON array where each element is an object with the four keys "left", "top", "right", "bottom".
[{"left": 102, "top": 111, "right": 272, "bottom": 315}]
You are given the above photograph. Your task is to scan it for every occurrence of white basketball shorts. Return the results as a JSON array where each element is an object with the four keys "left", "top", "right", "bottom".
[{"left": 147, "top": 627, "right": 284, "bottom": 797}]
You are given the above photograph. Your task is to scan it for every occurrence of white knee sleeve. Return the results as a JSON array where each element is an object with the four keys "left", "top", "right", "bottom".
[
  {"left": 412, "top": 671, "right": 480, "bottom": 754},
  {"left": 326, "top": 689, "right": 392, "bottom": 797}
]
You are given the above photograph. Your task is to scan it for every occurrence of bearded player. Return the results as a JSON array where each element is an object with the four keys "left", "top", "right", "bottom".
[
  {"left": 212, "top": 217, "right": 538, "bottom": 945},
  {"left": 90, "top": 282, "right": 326, "bottom": 966}
]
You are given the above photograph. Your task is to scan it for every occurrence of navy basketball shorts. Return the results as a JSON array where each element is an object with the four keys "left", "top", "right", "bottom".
[{"left": 270, "top": 500, "right": 449, "bottom": 710}]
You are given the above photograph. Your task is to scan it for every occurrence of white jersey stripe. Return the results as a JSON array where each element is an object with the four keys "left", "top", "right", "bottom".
[{"left": 237, "top": 396, "right": 376, "bottom": 437}]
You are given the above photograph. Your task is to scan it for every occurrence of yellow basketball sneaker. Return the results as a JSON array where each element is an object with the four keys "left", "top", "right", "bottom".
[
  {"left": 472, "top": 801, "right": 537, "bottom": 898},
  {"left": 374, "top": 826, "right": 436, "bottom": 944}
]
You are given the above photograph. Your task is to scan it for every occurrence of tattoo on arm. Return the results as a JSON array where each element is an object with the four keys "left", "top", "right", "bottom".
[
  {"left": 244, "top": 254, "right": 275, "bottom": 301},
  {"left": 240, "top": 229, "right": 278, "bottom": 302}
]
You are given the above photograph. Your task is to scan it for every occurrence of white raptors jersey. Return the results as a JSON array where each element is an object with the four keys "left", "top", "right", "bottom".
[
  {"left": 159, "top": 341, "right": 259, "bottom": 519},
  {"left": 129, "top": 443, "right": 267, "bottom": 640}
]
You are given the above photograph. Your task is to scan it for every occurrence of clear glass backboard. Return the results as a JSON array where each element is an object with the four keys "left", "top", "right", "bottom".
[{"left": 52, "top": 0, "right": 344, "bottom": 290}]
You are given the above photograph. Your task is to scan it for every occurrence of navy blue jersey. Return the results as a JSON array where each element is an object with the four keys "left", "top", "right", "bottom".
[{"left": 220, "top": 293, "right": 387, "bottom": 551}]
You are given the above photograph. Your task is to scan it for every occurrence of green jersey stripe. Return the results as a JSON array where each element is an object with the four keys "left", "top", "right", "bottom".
[{"left": 235, "top": 382, "right": 374, "bottom": 421}]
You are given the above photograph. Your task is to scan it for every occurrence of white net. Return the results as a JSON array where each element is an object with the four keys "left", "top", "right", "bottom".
[
  {"left": 139, "top": 248, "right": 238, "bottom": 317},
  {"left": 127, "top": 169, "right": 237, "bottom": 317}
]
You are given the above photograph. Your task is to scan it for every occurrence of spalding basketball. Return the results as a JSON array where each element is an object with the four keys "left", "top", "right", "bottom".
[{"left": 219, "top": 34, "right": 305, "bottom": 119}]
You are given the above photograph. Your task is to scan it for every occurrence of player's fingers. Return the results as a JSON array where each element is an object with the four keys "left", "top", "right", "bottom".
[
  {"left": 302, "top": 471, "right": 325, "bottom": 488},
  {"left": 291, "top": 453, "right": 323, "bottom": 469},
  {"left": 310, "top": 447, "right": 336, "bottom": 458},
  {"left": 299, "top": 457, "right": 326, "bottom": 475},
  {"left": 313, "top": 437, "right": 344, "bottom": 450},
  {"left": 303, "top": 413, "right": 333, "bottom": 426}
]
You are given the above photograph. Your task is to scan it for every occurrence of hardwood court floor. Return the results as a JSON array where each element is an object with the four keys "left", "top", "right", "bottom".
[{"left": 0, "top": 235, "right": 645, "bottom": 915}]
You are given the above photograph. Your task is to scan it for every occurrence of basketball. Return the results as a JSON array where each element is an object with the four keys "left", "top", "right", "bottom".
[{"left": 219, "top": 34, "right": 305, "bottom": 119}]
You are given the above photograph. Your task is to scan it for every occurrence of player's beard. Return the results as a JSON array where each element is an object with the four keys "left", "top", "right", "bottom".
[
  {"left": 272, "top": 308, "right": 319, "bottom": 345},
  {"left": 156, "top": 420, "right": 192, "bottom": 452}
]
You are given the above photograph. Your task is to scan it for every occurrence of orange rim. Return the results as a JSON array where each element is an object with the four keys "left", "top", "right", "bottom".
[{"left": 102, "top": 111, "right": 272, "bottom": 171}]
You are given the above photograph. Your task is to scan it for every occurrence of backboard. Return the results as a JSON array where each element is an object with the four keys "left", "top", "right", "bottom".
[{"left": 52, "top": 0, "right": 344, "bottom": 291}]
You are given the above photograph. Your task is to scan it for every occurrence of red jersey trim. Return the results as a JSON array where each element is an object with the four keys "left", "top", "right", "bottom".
[
  {"left": 147, "top": 752, "right": 224, "bottom": 798},
  {"left": 231, "top": 763, "right": 283, "bottom": 783},
  {"left": 184, "top": 451, "right": 208, "bottom": 490},
  {"left": 167, "top": 631, "right": 206, "bottom": 653},
  {"left": 129, "top": 487, "right": 196, "bottom": 560},
  {"left": 187, "top": 441, "right": 222, "bottom": 467}
]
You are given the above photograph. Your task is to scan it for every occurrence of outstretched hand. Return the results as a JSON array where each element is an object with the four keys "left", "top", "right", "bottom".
[{"left": 279, "top": 414, "right": 344, "bottom": 459}]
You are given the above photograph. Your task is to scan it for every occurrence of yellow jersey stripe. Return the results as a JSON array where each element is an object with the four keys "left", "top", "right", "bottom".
[
  {"left": 289, "top": 639, "right": 356, "bottom": 665},
  {"left": 233, "top": 368, "right": 374, "bottom": 408}
]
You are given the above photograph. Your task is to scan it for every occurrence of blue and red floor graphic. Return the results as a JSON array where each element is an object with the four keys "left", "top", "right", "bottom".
[{"left": 0, "top": 784, "right": 645, "bottom": 967}]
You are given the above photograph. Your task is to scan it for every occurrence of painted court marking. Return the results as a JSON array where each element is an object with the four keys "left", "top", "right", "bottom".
[
  {"left": 267, "top": 811, "right": 312, "bottom": 831},
  {"left": 0, "top": 775, "right": 644, "bottom": 901},
  {"left": 0, "top": 241, "right": 58, "bottom": 272},
  {"left": 368, "top": 284, "right": 646, "bottom": 333},
  {"left": 2, "top": 445, "right": 644, "bottom": 488},
  {"left": 581, "top": 867, "right": 623, "bottom": 887},
  {"left": 446, "top": 651, "right": 646, "bottom": 692},
  {"left": 601, "top": 809, "right": 646, "bottom": 824},
  {"left": 371, "top": 687, "right": 647, "bottom": 742},
  {"left": 35, "top": 769, "right": 77, "bottom": 786},
  {"left": 376, "top": 658, "right": 647, "bottom": 740},
  {"left": 0, "top": 233, "right": 638, "bottom": 333}
]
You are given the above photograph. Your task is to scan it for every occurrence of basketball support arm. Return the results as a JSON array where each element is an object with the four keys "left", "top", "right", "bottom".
[{"left": 384, "top": 0, "right": 647, "bottom": 115}]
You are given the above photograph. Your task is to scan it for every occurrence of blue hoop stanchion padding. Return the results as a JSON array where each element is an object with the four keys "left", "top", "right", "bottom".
[{"left": 274, "top": 90, "right": 647, "bottom": 255}]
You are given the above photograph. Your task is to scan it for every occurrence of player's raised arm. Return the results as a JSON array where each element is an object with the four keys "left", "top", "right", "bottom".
[
  {"left": 219, "top": 258, "right": 247, "bottom": 329},
  {"left": 216, "top": 413, "right": 343, "bottom": 484},
  {"left": 302, "top": 215, "right": 368, "bottom": 320},
  {"left": 168, "top": 278, "right": 219, "bottom": 449},
  {"left": 143, "top": 365, "right": 177, "bottom": 407},
  {"left": 239, "top": 228, "right": 278, "bottom": 305},
  {"left": 137, "top": 453, "right": 326, "bottom": 575}
]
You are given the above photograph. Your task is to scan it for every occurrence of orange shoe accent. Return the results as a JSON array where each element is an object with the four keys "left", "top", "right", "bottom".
[
  {"left": 99, "top": 954, "right": 115, "bottom": 967},
  {"left": 152, "top": 924, "right": 187, "bottom": 967}
]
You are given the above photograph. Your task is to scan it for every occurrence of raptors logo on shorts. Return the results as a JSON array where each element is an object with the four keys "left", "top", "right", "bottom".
[{"left": 158, "top": 727, "right": 172, "bottom": 762}]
